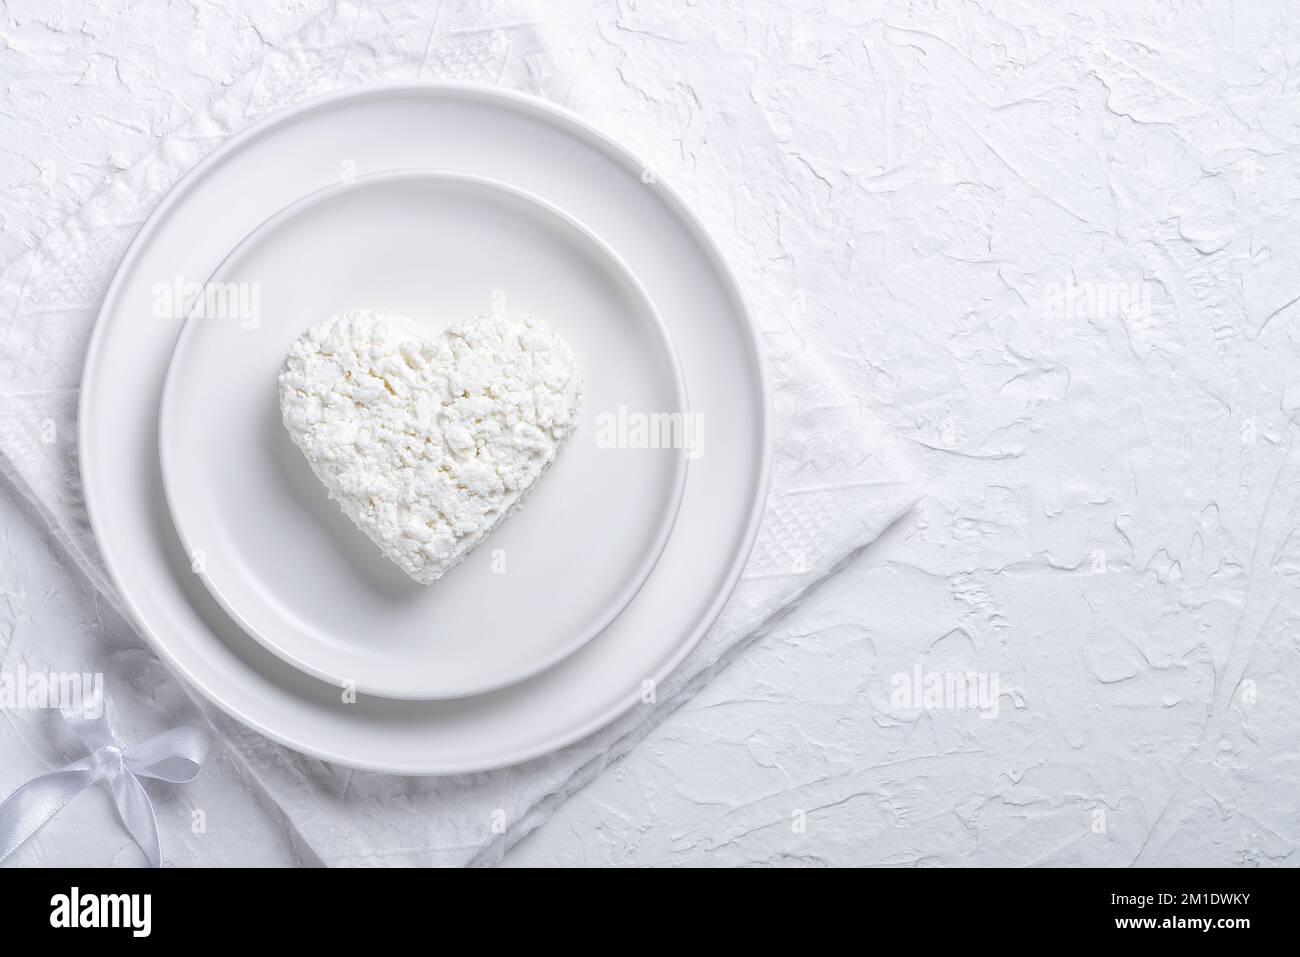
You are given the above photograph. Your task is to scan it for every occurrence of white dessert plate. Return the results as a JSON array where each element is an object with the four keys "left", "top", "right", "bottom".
[
  {"left": 79, "top": 82, "right": 771, "bottom": 774},
  {"left": 159, "top": 171, "right": 688, "bottom": 700}
]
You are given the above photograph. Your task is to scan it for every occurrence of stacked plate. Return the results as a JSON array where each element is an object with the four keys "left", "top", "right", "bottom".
[{"left": 80, "top": 83, "right": 771, "bottom": 774}]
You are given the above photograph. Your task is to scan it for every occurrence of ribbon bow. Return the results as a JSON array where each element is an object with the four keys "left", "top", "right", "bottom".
[{"left": 0, "top": 688, "right": 210, "bottom": 867}]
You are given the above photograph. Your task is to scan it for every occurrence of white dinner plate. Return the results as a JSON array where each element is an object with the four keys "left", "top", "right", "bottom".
[
  {"left": 160, "top": 171, "right": 688, "bottom": 699},
  {"left": 80, "top": 82, "right": 771, "bottom": 773}
]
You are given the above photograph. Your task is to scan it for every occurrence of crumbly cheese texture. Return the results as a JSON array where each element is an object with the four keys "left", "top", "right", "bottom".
[{"left": 279, "top": 310, "right": 582, "bottom": 584}]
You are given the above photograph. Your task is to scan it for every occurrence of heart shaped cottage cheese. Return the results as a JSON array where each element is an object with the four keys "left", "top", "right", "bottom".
[{"left": 278, "top": 310, "right": 582, "bottom": 584}]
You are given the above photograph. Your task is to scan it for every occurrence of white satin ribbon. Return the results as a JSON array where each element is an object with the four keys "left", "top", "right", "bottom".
[{"left": 0, "top": 689, "right": 210, "bottom": 867}]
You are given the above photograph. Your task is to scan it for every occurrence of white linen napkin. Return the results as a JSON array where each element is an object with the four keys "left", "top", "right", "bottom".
[{"left": 0, "top": 0, "right": 914, "bottom": 865}]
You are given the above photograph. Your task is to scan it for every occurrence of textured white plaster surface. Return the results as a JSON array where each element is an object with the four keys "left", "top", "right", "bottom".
[{"left": 3, "top": 0, "right": 1299, "bottom": 866}]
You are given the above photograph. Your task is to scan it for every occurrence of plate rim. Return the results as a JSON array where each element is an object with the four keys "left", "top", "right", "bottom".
[
  {"left": 156, "top": 167, "right": 691, "bottom": 700},
  {"left": 78, "top": 80, "right": 774, "bottom": 773}
]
